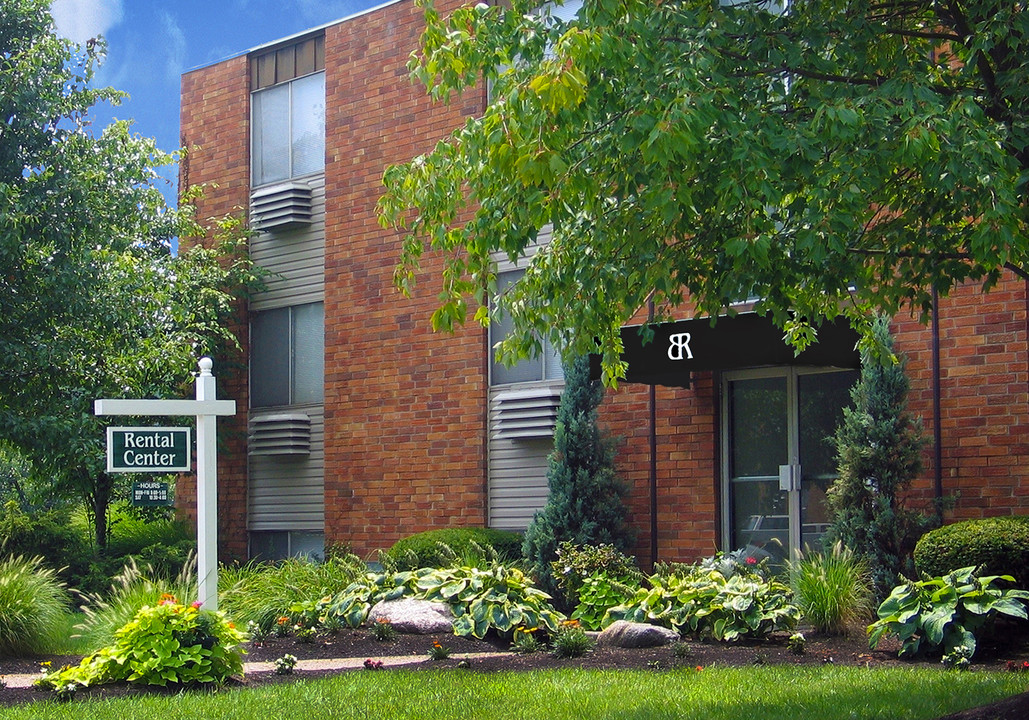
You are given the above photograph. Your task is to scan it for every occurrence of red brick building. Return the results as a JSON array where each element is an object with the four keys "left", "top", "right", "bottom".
[{"left": 179, "top": 0, "right": 1028, "bottom": 566}]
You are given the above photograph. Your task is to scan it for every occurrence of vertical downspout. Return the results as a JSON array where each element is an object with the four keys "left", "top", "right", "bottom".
[
  {"left": 647, "top": 300, "right": 658, "bottom": 568},
  {"left": 931, "top": 288, "right": 943, "bottom": 518}
]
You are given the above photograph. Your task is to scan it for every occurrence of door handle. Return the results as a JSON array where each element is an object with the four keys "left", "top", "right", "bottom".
[{"left": 778, "top": 464, "right": 801, "bottom": 492}]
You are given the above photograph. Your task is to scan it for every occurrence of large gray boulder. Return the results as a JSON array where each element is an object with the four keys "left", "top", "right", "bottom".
[
  {"left": 368, "top": 598, "right": 455, "bottom": 634},
  {"left": 597, "top": 620, "right": 679, "bottom": 648}
]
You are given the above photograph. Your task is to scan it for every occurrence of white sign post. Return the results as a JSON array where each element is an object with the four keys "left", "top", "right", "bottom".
[{"left": 95, "top": 357, "right": 236, "bottom": 610}]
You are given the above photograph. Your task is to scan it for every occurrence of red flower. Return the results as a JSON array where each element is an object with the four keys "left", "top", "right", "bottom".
[{"left": 745, "top": 557, "right": 758, "bottom": 565}]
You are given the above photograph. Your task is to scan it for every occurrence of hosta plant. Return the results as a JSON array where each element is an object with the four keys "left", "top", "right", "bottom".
[
  {"left": 305, "top": 570, "right": 422, "bottom": 628},
  {"left": 571, "top": 572, "right": 639, "bottom": 630},
  {"left": 868, "top": 566, "right": 1029, "bottom": 659},
  {"left": 605, "top": 568, "right": 799, "bottom": 641},
  {"left": 414, "top": 565, "right": 564, "bottom": 639},
  {"left": 310, "top": 565, "right": 564, "bottom": 639}
]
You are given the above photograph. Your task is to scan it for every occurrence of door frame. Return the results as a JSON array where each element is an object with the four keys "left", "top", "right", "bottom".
[{"left": 719, "top": 366, "right": 853, "bottom": 560}]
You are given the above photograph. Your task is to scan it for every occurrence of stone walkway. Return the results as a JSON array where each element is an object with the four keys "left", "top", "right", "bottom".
[{"left": 2, "top": 652, "right": 509, "bottom": 689}]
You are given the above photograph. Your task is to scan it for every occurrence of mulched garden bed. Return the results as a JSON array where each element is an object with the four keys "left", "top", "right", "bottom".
[{"left": 3, "top": 624, "right": 1029, "bottom": 717}]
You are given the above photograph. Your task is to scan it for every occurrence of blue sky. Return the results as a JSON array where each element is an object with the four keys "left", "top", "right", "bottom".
[{"left": 50, "top": 0, "right": 385, "bottom": 205}]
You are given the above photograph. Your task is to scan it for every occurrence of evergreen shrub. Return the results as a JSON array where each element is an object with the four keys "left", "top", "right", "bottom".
[
  {"left": 523, "top": 355, "right": 634, "bottom": 599},
  {"left": 914, "top": 516, "right": 1029, "bottom": 588},
  {"left": 826, "top": 315, "right": 934, "bottom": 600},
  {"left": 0, "top": 500, "right": 92, "bottom": 589},
  {"left": 383, "top": 527, "right": 523, "bottom": 570}
]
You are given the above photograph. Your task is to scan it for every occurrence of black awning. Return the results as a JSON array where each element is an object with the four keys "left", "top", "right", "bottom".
[{"left": 590, "top": 314, "right": 861, "bottom": 387}]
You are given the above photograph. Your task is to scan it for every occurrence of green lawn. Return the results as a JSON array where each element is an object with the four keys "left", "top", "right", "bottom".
[{"left": 5, "top": 666, "right": 1026, "bottom": 720}]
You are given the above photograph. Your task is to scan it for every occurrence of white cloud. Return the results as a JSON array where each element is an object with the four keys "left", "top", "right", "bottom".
[
  {"left": 50, "top": 0, "right": 124, "bottom": 45},
  {"left": 158, "top": 11, "right": 187, "bottom": 84}
]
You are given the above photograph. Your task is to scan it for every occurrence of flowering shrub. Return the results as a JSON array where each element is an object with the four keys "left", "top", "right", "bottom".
[
  {"left": 551, "top": 542, "right": 643, "bottom": 606},
  {"left": 36, "top": 595, "right": 246, "bottom": 691},
  {"left": 274, "top": 654, "right": 298, "bottom": 675},
  {"left": 428, "top": 640, "right": 450, "bottom": 660}
]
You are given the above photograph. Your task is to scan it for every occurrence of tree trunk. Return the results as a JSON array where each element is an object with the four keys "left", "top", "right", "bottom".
[{"left": 91, "top": 472, "right": 112, "bottom": 551}]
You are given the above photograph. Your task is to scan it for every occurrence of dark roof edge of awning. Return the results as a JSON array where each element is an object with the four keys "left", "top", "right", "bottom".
[{"left": 589, "top": 313, "right": 861, "bottom": 388}]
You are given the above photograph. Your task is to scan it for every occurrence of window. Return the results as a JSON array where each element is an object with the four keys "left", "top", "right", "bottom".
[
  {"left": 490, "top": 269, "right": 563, "bottom": 385},
  {"left": 251, "top": 36, "right": 325, "bottom": 186},
  {"left": 251, "top": 302, "right": 324, "bottom": 408},
  {"left": 250, "top": 531, "right": 324, "bottom": 562}
]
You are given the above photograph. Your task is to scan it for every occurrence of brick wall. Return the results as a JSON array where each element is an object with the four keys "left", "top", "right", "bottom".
[
  {"left": 322, "top": 0, "right": 489, "bottom": 558},
  {"left": 179, "top": 55, "right": 251, "bottom": 563},
  {"left": 893, "top": 275, "right": 1029, "bottom": 519},
  {"left": 179, "top": 1, "right": 1029, "bottom": 566},
  {"left": 598, "top": 276, "right": 1029, "bottom": 567},
  {"left": 598, "top": 377, "right": 719, "bottom": 568}
]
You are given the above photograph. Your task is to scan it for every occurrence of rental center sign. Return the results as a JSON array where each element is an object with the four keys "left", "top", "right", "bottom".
[{"left": 107, "top": 427, "right": 191, "bottom": 473}]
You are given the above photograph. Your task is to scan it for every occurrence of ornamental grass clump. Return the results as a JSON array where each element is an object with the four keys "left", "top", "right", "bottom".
[
  {"left": 551, "top": 621, "right": 594, "bottom": 659},
  {"left": 218, "top": 552, "right": 365, "bottom": 631},
  {"left": 789, "top": 542, "right": 873, "bottom": 635},
  {"left": 75, "top": 555, "right": 196, "bottom": 651},
  {"left": 0, "top": 555, "right": 71, "bottom": 656},
  {"left": 36, "top": 594, "right": 247, "bottom": 692}
]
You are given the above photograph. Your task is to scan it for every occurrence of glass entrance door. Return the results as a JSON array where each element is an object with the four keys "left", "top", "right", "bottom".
[{"left": 723, "top": 368, "right": 858, "bottom": 563}]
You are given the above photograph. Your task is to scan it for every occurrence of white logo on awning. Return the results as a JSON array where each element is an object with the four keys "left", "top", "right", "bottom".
[{"left": 668, "top": 333, "right": 693, "bottom": 360}]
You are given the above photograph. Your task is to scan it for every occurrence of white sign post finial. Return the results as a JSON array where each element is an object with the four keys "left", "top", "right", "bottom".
[{"left": 95, "top": 356, "right": 236, "bottom": 611}]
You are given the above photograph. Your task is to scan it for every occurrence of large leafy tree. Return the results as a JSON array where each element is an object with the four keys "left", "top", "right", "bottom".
[
  {"left": 380, "top": 0, "right": 1028, "bottom": 383},
  {"left": 0, "top": 0, "right": 260, "bottom": 548}
]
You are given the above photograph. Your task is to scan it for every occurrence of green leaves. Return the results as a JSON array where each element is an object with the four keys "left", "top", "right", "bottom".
[
  {"left": 0, "top": 0, "right": 265, "bottom": 547},
  {"left": 317, "top": 564, "right": 564, "bottom": 639},
  {"left": 36, "top": 596, "right": 246, "bottom": 691},
  {"left": 868, "top": 566, "right": 1029, "bottom": 660},
  {"left": 381, "top": 0, "right": 1029, "bottom": 384},
  {"left": 605, "top": 565, "right": 799, "bottom": 640}
]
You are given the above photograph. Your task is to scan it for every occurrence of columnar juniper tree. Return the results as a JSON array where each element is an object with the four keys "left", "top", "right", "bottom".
[
  {"left": 826, "top": 316, "right": 930, "bottom": 601},
  {"left": 522, "top": 355, "right": 633, "bottom": 600}
]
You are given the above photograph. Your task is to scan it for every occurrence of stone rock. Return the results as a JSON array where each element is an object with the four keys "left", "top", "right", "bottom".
[
  {"left": 368, "top": 598, "right": 455, "bottom": 634},
  {"left": 597, "top": 620, "right": 679, "bottom": 648}
]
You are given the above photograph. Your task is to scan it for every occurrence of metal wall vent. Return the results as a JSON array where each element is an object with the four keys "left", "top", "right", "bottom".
[
  {"left": 490, "top": 386, "right": 564, "bottom": 440},
  {"left": 248, "top": 413, "right": 312, "bottom": 456},
  {"left": 250, "top": 181, "right": 313, "bottom": 231}
]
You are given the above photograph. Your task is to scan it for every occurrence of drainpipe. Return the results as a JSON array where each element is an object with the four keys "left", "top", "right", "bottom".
[
  {"left": 932, "top": 288, "right": 943, "bottom": 519},
  {"left": 647, "top": 299, "right": 658, "bottom": 568}
]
